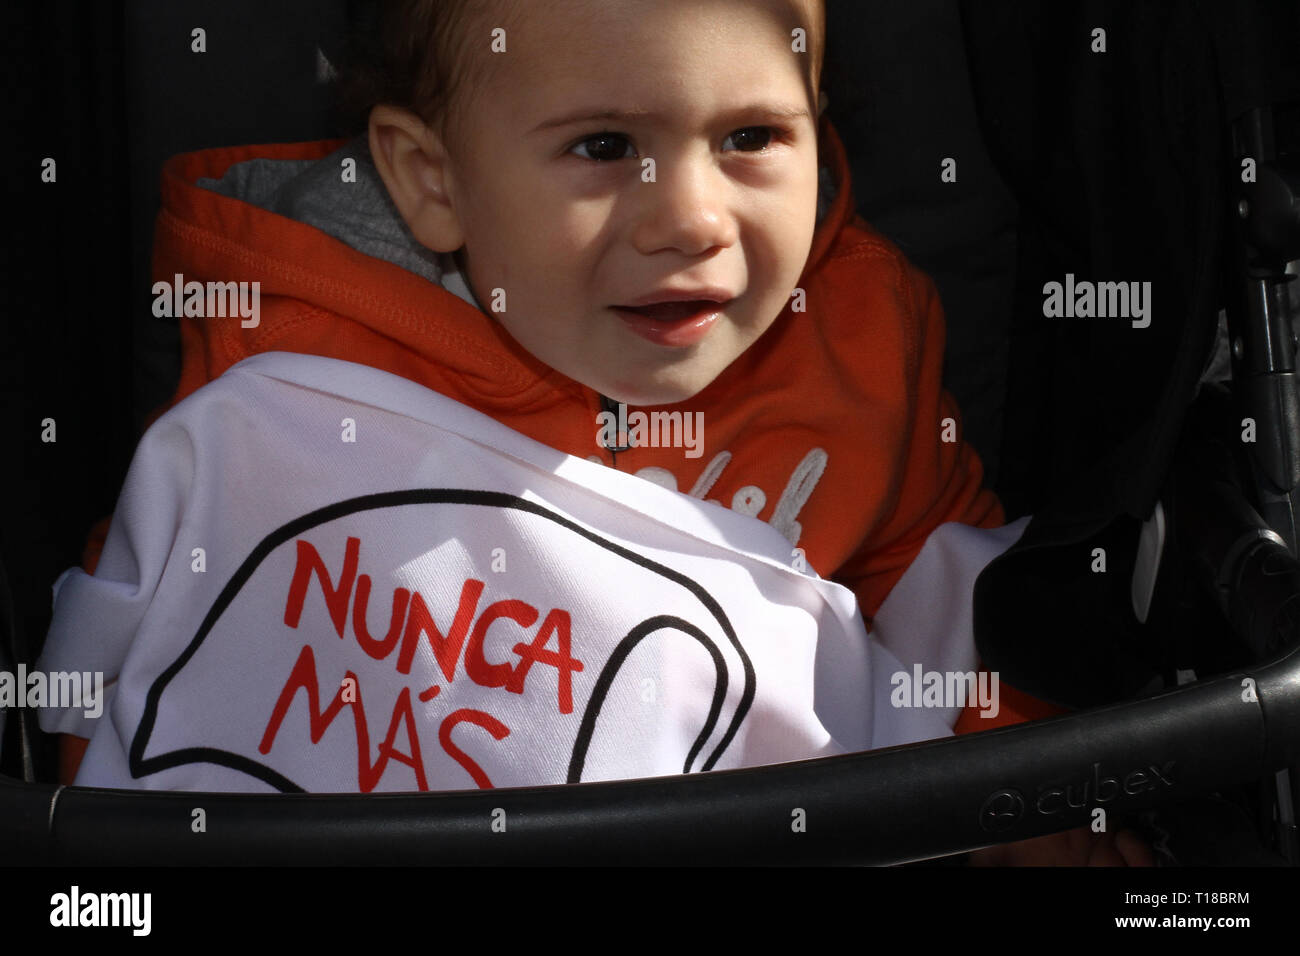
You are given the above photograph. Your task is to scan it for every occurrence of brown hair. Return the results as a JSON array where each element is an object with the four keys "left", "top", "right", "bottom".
[
  {"left": 335, "top": 0, "right": 826, "bottom": 141},
  {"left": 334, "top": 0, "right": 513, "bottom": 142}
]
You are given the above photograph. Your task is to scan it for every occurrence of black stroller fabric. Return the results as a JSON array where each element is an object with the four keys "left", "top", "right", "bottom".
[{"left": 959, "top": 0, "right": 1300, "bottom": 708}]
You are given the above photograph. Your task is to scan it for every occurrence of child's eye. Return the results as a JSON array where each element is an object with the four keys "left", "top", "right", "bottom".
[
  {"left": 568, "top": 126, "right": 784, "bottom": 163},
  {"left": 723, "top": 126, "right": 777, "bottom": 152},
  {"left": 570, "top": 133, "right": 637, "bottom": 162}
]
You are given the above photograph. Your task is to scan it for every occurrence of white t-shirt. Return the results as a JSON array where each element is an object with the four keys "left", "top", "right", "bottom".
[{"left": 35, "top": 351, "right": 1026, "bottom": 793}]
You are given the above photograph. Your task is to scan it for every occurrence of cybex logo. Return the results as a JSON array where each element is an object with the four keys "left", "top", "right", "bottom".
[
  {"left": 1035, "top": 761, "right": 1176, "bottom": 815},
  {"left": 981, "top": 760, "right": 1177, "bottom": 831},
  {"left": 978, "top": 789, "right": 1025, "bottom": 832}
]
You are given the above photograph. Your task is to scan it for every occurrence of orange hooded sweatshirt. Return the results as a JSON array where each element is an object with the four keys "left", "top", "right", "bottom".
[{"left": 77, "top": 117, "right": 1056, "bottom": 742}]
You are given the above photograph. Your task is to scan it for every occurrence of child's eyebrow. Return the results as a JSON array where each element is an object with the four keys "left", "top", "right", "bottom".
[{"left": 530, "top": 103, "right": 812, "bottom": 134}]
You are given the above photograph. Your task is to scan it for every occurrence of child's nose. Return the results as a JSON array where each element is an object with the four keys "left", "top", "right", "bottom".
[{"left": 628, "top": 155, "right": 739, "bottom": 257}]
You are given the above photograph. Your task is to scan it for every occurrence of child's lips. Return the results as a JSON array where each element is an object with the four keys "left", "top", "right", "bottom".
[{"left": 611, "top": 300, "right": 730, "bottom": 347}]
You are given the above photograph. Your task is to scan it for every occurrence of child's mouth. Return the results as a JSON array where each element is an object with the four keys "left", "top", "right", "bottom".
[{"left": 611, "top": 300, "right": 729, "bottom": 347}]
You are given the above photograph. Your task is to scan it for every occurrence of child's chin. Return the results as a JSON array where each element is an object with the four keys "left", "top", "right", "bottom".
[
  {"left": 584, "top": 350, "right": 733, "bottom": 407},
  {"left": 598, "top": 376, "right": 712, "bottom": 408}
]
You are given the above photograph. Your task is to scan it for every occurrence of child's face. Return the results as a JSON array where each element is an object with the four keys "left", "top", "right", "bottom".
[{"left": 424, "top": 0, "right": 821, "bottom": 407}]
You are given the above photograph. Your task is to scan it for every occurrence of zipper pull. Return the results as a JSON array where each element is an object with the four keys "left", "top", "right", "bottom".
[{"left": 598, "top": 394, "right": 632, "bottom": 465}]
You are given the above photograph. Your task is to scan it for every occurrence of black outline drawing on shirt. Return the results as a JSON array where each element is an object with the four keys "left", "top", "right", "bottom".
[{"left": 127, "top": 489, "right": 757, "bottom": 792}]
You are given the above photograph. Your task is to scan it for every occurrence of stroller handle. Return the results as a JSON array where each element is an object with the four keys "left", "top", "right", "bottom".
[{"left": 4, "top": 636, "right": 1297, "bottom": 865}]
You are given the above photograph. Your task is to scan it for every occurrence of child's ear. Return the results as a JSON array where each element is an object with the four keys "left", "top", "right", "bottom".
[{"left": 368, "top": 105, "right": 466, "bottom": 253}]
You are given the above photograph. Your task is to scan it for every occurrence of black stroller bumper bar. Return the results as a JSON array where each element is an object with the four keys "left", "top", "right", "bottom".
[{"left": 5, "top": 637, "right": 1298, "bottom": 865}]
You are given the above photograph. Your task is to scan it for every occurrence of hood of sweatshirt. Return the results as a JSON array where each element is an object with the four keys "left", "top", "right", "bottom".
[{"left": 152, "top": 118, "right": 860, "bottom": 457}]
